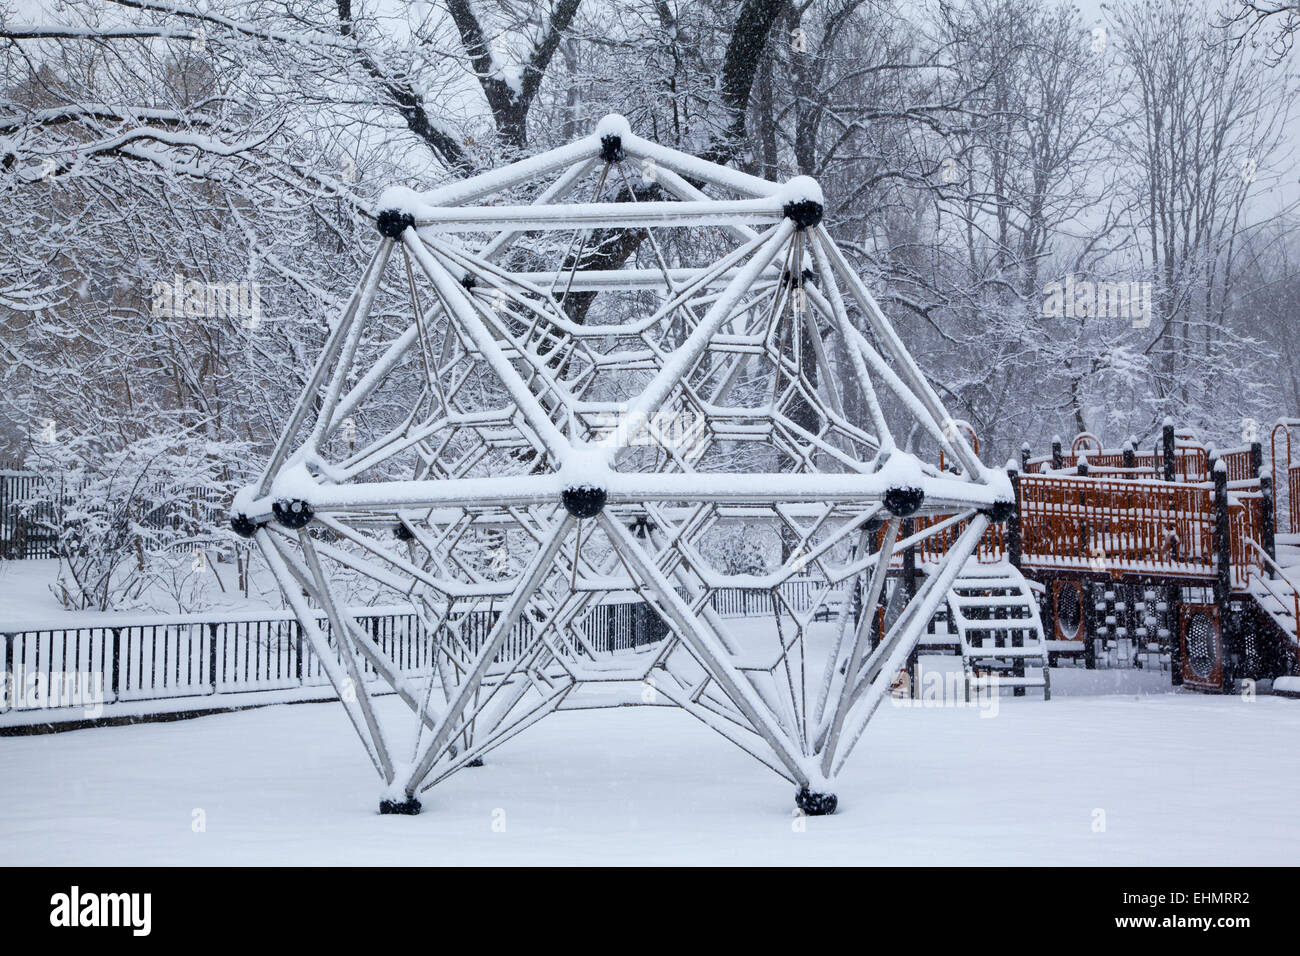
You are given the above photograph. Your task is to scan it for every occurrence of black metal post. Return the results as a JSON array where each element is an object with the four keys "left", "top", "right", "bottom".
[
  {"left": 1007, "top": 467, "right": 1022, "bottom": 569},
  {"left": 208, "top": 621, "right": 219, "bottom": 693},
  {"left": 1051, "top": 437, "right": 1063, "bottom": 471},
  {"left": 1262, "top": 474, "right": 1277, "bottom": 575},
  {"left": 901, "top": 516, "right": 918, "bottom": 696},
  {"left": 110, "top": 627, "right": 122, "bottom": 702},
  {"left": 1, "top": 632, "right": 10, "bottom": 713},
  {"left": 1162, "top": 421, "right": 1176, "bottom": 481},
  {"left": 1169, "top": 583, "right": 1183, "bottom": 686},
  {"left": 1213, "top": 462, "right": 1235, "bottom": 692},
  {"left": 1083, "top": 582, "right": 1097, "bottom": 670}
]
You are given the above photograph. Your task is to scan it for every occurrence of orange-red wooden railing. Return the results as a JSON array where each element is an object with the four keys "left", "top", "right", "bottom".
[{"left": 894, "top": 473, "right": 1264, "bottom": 590}]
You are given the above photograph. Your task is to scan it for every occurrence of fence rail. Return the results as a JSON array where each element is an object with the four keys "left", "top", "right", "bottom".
[
  {"left": 0, "top": 470, "right": 229, "bottom": 560},
  {"left": 1, "top": 578, "right": 827, "bottom": 723},
  {"left": 0, "top": 471, "right": 59, "bottom": 559}
]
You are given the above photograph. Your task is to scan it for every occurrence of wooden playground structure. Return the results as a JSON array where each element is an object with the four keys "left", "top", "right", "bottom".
[{"left": 890, "top": 420, "right": 1300, "bottom": 694}]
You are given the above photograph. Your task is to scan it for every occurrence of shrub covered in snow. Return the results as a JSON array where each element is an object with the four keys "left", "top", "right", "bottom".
[{"left": 19, "top": 429, "right": 251, "bottom": 611}]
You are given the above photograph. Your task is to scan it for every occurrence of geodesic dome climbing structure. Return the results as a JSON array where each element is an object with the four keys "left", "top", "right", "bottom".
[{"left": 230, "top": 115, "right": 1012, "bottom": 815}]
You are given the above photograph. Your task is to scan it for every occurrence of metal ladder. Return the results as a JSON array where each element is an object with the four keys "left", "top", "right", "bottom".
[{"left": 944, "top": 562, "right": 1051, "bottom": 700}]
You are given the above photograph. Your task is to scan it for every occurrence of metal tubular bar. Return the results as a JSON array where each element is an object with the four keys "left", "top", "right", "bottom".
[
  {"left": 255, "top": 242, "right": 392, "bottom": 497},
  {"left": 257, "top": 531, "right": 386, "bottom": 778},
  {"left": 832, "top": 515, "right": 991, "bottom": 774},
  {"left": 403, "top": 231, "right": 570, "bottom": 461},
  {"left": 476, "top": 158, "right": 599, "bottom": 263},
  {"left": 413, "top": 198, "right": 785, "bottom": 232},
  {"left": 398, "top": 513, "right": 575, "bottom": 796},
  {"left": 813, "top": 227, "right": 985, "bottom": 477},
  {"left": 599, "top": 512, "right": 810, "bottom": 787},
  {"left": 268, "top": 532, "right": 444, "bottom": 731},
  {"left": 804, "top": 245, "right": 891, "bottom": 448},
  {"left": 619, "top": 219, "right": 795, "bottom": 436},
  {"left": 817, "top": 518, "right": 900, "bottom": 775},
  {"left": 297, "top": 530, "right": 395, "bottom": 782}
]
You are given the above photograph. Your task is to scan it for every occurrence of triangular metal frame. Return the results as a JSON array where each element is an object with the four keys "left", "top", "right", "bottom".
[{"left": 231, "top": 115, "right": 1012, "bottom": 815}]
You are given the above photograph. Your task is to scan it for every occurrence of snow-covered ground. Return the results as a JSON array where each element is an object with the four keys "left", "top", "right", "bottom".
[
  {"left": 3, "top": 686, "right": 1297, "bottom": 865},
  {"left": 0, "top": 557, "right": 286, "bottom": 628}
]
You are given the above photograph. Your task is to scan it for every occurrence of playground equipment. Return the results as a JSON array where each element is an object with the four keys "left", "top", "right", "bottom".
[
  {"left": 867, "top": 420, "right": 1300, "bottom": 696},
  {"left": 229, "top": 116, "right": 1013, "bottom": 815},
  {"left": 1006, "top": 422, "right": 1300, "bottom": 689}
]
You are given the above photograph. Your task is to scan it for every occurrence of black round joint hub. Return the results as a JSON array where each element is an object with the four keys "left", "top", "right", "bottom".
[
  {"left": 272, "top": 498, "right": 314, "bottom": 529},
  {"left": 599, "top": 134, "right": 625, "bottom": 164},
  {"left": 460, "top": 273, "right": 477, "bottom": 290},
  {"left": 562, "top": 485, "right": 607, "bottom": 519},
  {"left": 795, "top": 788, "right": 838, "bottom": 816},
  {"left": 378, "top": 797, "right": 422, "bottom": 815},
  {"left": 394, "top": 522, "right": 414, "bottom": 541},
  {"left": 883, "top": 485, "right": 925, "bottom": 518},
  {"left": 782, "top": 199, "right": 824, "bottom": 230},
  {"left": 230, "top": 513, "right": 261, "bottom": 538},
  {"left": 981, "top": 499, "right": 1016, "bottom": 523},
  {"left": 375, "top": 208, "right": 415, "bottom": 239}
]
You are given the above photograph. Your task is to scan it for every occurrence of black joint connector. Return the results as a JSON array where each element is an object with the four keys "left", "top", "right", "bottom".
[
  {"left": 628, "top": 515, "right": 656, "bottom": 537},
  {"left": 562, "top": 485, "right": 606, "bottom": 519},
  {"left": 599, "top": 134, "right": 625, "bottom": 164},
  {"left": 795, "top": 788, "right": 838, "bottom": 816},
  {"left": 394, "top": 523, "right": 414, "bottom": 541},
  {"left": 379, "top": 797, "right": 422, "bottom": 815},
  {"left": 981, "top": 500, "right": 1016, "bottom": 523},
  {"left": 883, "top": 485, "right": 924, "bottom": 518},
  {"left": 272, "top": 498, "right": 314, "bottom": 529},
  {"left": 460, "top": 273, "right": 477, "bottom": 291},
  {"left": 782, "top": 199, "right": 823, "bottom": 230},
  {"left": 230, "top": 513, "right": 261, "bottom": 538},
  {"left": 376, "top": 208, "right": 415, "bottom": 239}
]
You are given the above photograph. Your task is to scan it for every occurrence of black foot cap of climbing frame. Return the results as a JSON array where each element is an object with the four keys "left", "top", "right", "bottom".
[
  {"left": 379, "top": 797, "right": 422, "bottom": 815},
  {"left": 466, "top": 757, "right": 484, "bottom": 767},
  {"left": 795, "top": 788, "right": 838, "bottom": 816}
]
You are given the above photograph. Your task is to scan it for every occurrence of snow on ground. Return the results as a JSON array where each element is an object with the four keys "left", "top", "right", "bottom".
[
  {"left": 3, "top": 688, "right": 1297, "bottom": 865},
  {"left": 0, "top": 557, "right": 286, "bottom": 628}
]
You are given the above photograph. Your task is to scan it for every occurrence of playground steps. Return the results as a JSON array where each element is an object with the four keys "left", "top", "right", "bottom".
[
  {"left": 1246, "top": 544, "right": 1300, "bottom": 661},
  {"left": 1249, "top": 583, "right": 1298, "bottom": 638},
  {"left": 941, "top": 561, "right": 1050, "bottom": 700}
]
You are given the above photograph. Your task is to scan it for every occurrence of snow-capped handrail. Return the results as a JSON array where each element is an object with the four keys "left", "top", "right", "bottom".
[{"left": 1242, "top": 537, "right": 1300, "bottom": 646}]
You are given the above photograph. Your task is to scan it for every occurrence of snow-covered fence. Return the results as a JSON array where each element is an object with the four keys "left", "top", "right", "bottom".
[
  {"left": 2, "top": 577, "right": 829, "bottom": 728},
  {"left": 709, "top": 577, "right": 823, "bottom": 617},
  {"left": 0, "top": 468, "right": 231, "bottom": 561},
  {"left": 0, "top": 470, "right": 60, "bottom": 559},
  {"left": 0, "top": 606, "right": 421, "bottom": 727}
]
